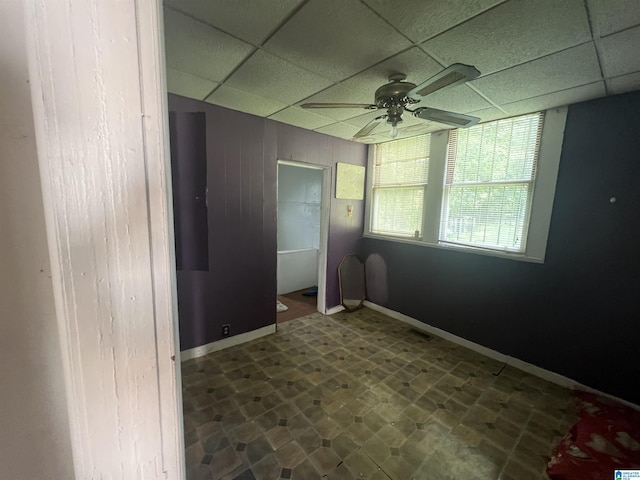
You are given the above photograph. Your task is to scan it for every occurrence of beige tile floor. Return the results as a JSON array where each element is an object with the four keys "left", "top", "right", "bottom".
[{"left": 182, "top": 309, "right": 577, "bottom": 480}]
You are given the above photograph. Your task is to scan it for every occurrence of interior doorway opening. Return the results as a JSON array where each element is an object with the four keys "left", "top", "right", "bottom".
[{"left": 276, "top": 160, "right": 331, "bottom": 323}]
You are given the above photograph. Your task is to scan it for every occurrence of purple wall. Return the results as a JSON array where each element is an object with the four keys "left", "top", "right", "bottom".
[
  {"left": 361, "top": 92, "right": 640, "bottom": 404},
  {"left": 168, "top": 94, "right": 367, "bottom": 351}
]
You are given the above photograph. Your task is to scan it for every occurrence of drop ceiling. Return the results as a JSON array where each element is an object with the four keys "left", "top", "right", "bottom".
[{"left": 163, "top": 0, "right": 640, "bottom": 143}]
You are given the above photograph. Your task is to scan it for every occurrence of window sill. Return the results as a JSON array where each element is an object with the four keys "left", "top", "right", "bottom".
[{"left": 362, "top": 232, "right": 545, "bottom": 264}]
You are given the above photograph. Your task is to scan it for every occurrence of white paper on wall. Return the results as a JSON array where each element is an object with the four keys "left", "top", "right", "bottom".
[{"left": 336, "top": 162, "right": 365, "bottom": 200}]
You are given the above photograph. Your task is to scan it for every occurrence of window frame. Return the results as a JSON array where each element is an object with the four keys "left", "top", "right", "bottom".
[
  {"left": 439, "top": 112, "right": 543, "bottom": 253},
  {"left": 363, "top": 107, "right": 568, "bottom": 263}
]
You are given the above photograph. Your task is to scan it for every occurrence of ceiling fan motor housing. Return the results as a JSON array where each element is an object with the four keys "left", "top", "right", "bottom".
[
  {"left": 374, "top": 78, "right": 416, "bottom": 108},
  {"left": 374, "top": 75, "right": 419, "bottom": 125}
]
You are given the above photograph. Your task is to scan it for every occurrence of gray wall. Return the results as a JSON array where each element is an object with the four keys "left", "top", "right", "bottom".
[
  {"left": 0, "top": 1, "right": 74, "bottom": 477},
  {"left": 168, "top": 94, "right": 367, "bottom": 351},
  {"left": 361, "top": 92, "right": 640, "bottom": 405}
]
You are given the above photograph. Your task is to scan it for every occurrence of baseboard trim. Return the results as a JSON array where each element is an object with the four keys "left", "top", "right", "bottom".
[
  {"left": 363, "top": 301, "right": 640, "bottom": 411},
  {"left": 180, "top": 324, "right": 276, "bottom": 362},
  {"left": 325, "top": 305, "right": 345, "bottom": 315}
]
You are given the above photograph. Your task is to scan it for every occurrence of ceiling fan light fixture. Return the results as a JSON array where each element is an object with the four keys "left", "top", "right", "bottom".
[
  {"left": 299, "top": 63, "right": 481, "bottom": 139},
  {"left": 386, "top": 104, "right": 404, "bottom": 126},
  {"left": 387, "top": 114, "right": 402, "bottom": 138}
]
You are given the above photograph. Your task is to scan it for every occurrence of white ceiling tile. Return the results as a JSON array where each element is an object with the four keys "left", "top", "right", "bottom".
[
  {"left": 599, "top": 25, "right": 640, "bottom": 78},
  {"left": 396, "top": 121, "right": 438, "bottom": 136},
  {"left": 501, "top": 82, "right": 606, "bottom": 117},
  {"left": 586, "top": 0, "right": 640, "bottom": 37},
  {"left": 345, "top": 110, "right": 387, "bottom": 129},
  {"left": 205, "top": 84, "right": 287, "bottom": 117},
  {"left": 300, "top": 85, "right": 374, "bottom": 121},
  {"left": 352, "top": 136, "right": 379, "bottom": 144},
  {"left": 163, "top": 0, "right": 304, "bottom": 45},
  {"left": 268, "top": 106, "right": 335, "bottom": 130},
  {"left": 341, "top": 48, "right": 442, "bottom": 101},
  {"left": 401, "top": 113, "right": 431, "bottom": 127},
  {"left": 263, "top": 0, "right": 412, "bottom": 81},
  {"left": 314, "top": 122, "right": 361, "bottom": 140},
  {"left": 364, "top": 124, "right": 443, "bottom": 143},
  {"left": 422, "top": 0, "right": 591, "bottom": 76},
  {"left": 344, "top": 109, "right": 428, "bottom": 135},
  {"left": 606, "top": 72, "right": 640, "bottom": 95},
  {"left": 401, "top": 115, "right": 460, "bottom": 132},
  {"left": 224, "top": 50, "right": 333, "bottom": 105},
  {"left": 163, "top": 0, "right": 639, "bottom": 137},
  {"left": 356, "top": 132, "right": 394, "bottom": 143},
  {"left": 471, "top": 43, "right": 602, "bottom": 105},
  {"left": 417, "top": 84, "right": 493, "bottom": 113},
  {"left": 338, "top": 110, "right": 380, "bottom": 126},
  {"left": 164, "top": 9, "right": 254, "bottom": 82},
  {"left": 363, "top": 0, "right": 506, "bottom": 43},
  {"left": 166, "top": 68, "right": 218, "bottom": 100}
]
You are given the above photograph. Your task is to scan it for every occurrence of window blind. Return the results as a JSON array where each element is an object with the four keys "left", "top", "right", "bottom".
[
  {"left": 441, "top": 113, "right": 544, "bottom": 251},
  {"left": 371, "top": 135, "right": 430, "bottom": 237}
]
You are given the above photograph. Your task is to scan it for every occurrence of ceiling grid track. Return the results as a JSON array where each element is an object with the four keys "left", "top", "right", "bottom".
[{"left": 582, "top": 0, "right": 609, "bottom": 95}]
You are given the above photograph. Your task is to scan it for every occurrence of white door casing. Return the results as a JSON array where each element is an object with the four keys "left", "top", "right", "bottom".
[{"left": 24, "top": 0, "right": 184, "bottom": 478}]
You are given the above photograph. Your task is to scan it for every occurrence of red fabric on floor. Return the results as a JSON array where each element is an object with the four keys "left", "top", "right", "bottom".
[{"left": 548, "top": 391, "right": 640, "bottom": 480}]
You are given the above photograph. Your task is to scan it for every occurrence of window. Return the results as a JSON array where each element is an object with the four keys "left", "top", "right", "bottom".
[
  {"left": 371, "top": 134, "right": 430, "bottom": 238},
  {"left": 440, "top": 112, "right": 543, "bottom": 252},
  {"left": 365, "top": 109, "right": 566, "bottom": 262}
]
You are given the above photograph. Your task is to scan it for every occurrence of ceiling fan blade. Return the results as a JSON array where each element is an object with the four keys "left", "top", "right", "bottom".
[
  {"left": 413, "top": 107, "right": 480, "bottom": 128},
  {"left": 301, "top": 102, "right": 377, "bottom": 110},
  {"left": 354, "top": 115, "right": 387, "bottom": 138},
  {"left": 408, "top": 63, "right": 480, "bottom": 99}
]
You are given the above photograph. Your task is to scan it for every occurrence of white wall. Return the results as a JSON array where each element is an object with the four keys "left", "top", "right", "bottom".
[
  {"left": 0, "top": 1, "right": 74, "bottom": 478},
  {"left": 277, "top": 164, "right": 322, "bottom": 251},
  {"left": 277, "top": 249, "right": 319, "bottom": 295}
]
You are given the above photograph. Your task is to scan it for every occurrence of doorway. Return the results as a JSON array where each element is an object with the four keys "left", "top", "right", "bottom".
[{"left": 276, "top": 160, "right": 330, "bottom": 322}]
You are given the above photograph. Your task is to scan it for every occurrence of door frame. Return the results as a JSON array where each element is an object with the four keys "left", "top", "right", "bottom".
[
  {"left": 277, "top": 160, "right": 331, "bottom": 314},
  {"left": 24, "top": 1, "right": 184, "bottom": 478}
]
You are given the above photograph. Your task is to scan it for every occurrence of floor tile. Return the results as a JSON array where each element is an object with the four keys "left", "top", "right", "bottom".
[
  {"left": 182, "top": 309, "right": 579, "bottom": 479},
  {"left": 273, "top": 441, "right": 305, "bottom": 468},
  {"left": 308, "top": 446, "right": 341, "bottom": 475},
  {"left": 291, "top": 458, "right": 321, "bottom": 480}
]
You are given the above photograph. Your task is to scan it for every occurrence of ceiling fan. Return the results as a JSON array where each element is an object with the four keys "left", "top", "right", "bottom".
[{"left": 301, "top": 63, "right": 481, "bottom": 139}]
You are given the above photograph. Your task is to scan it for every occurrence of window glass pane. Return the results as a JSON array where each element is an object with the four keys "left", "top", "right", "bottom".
[
  {"left": 441, "top": 184, "right": 530, "bottom": 250},
  {"left": 375, "top": 135, "right": 430, "bottom": 164},
  {"left": 375, "top": 135, "right": 430, "bottom": 187},
  {"left": 372, "top": 187, "right": 424, "bottom": 237},
  {"left": 376, "top": 157, "right": 429, "bottom": 186},
  {"left": 448, "top": 113, "right": 541, "bottom": 184}
]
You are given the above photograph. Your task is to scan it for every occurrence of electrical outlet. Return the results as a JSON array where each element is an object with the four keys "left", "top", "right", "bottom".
[{"left": 222, "top": 324, "right": 230, "bottom": 336}]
